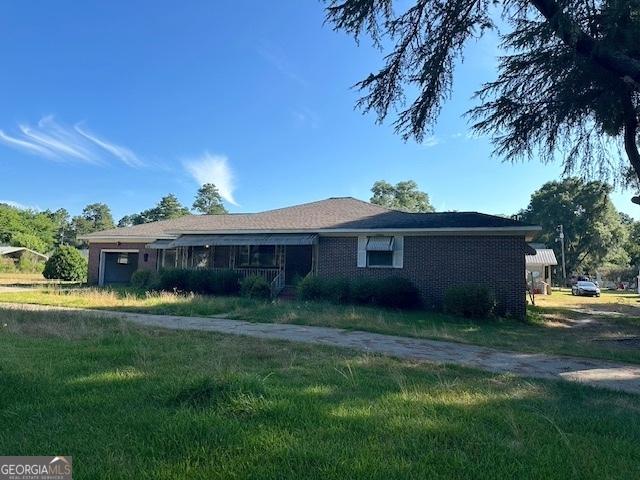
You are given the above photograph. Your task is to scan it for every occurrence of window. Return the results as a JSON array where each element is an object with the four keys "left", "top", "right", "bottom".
[
  {"left": 235, "top": 245, "right": 277, "bottom": 267},
  {"left": 191, "top": 246, "right": 210, "bottom": 269},
  {"left": 212, "top": 246, "right": 230, "bottom": 268},
  {"left": 116, "top": 253, "right": 129, "bottom": 265},
  {"left": 367, "top": 250, "right": 393, "bottom": 267},
  {"left": 366, "top": 236, "right": 394, "bottom": 267},
  {"left": 162, "top": 249, "right": 177, "bottom": 268},
  {"left": 143, "top": 253, "right": 149, "bottom": 263}
]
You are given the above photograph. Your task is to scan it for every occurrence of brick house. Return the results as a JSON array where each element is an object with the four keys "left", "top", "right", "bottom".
[{"left": 80, "top": 197, "right": 539, "bottom": 318}]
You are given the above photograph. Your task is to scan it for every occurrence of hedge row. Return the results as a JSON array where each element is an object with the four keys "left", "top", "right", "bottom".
[
  {"left": 132, "top": 268, "right": 241, "bottom": 295},
  {"left": 297, "top": 275, "right": 421, "bottom": 309}
]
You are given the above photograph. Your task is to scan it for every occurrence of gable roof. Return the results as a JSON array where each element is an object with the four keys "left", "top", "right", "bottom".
[
  {"left": 526, "top": 248, "right": 558, "bottom": 266},
  {"left": 0, "top": 246, "right": 49, "bottom": 259},
  {"left": 80, "top": 197, "right": 539, "bottom": 241}
]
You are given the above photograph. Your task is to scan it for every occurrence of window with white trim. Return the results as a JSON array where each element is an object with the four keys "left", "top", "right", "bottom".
[{"left": 366, "top": 236, "right": 394, "bottom": 267}]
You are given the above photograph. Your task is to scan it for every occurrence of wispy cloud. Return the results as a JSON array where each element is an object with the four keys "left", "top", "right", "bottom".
[
  {"left": 0, "top": 115, "right": 142, "bottom": 167},
  {"left": 423, "top": 135, "right": 440, "bottom": 147},
  {"left": 257, "top": 43, "right": 308, "bottom": 87},
  {"left": 292, "top": 107, "right": 320, "bottom": 129},
  {"left": 183, "top": 153, "right": 238, "bottom": 206},
  {"left": 74, "top": 124, "right": 143, "bottom": 167}
]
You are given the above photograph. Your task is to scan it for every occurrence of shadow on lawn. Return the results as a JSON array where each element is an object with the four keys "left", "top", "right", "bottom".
[{"left": 2, "top": 322, "right": 639, "bottom": 480}]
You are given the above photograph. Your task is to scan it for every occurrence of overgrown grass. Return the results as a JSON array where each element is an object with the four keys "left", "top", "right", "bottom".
[
  {"left": 1, "top": 287, "right": 640, "bottom": 363},
  {"left": 1, "top": 309, "right": 639, "bottom": 479}
]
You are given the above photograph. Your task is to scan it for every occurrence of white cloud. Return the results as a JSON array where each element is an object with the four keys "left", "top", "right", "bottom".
[
  {"left": 422, "top": 135, "right": 440, "bottom": 147},
  {"left": 183, "top": 153, "right": 238, "bottom": 206},
  {"left": 0, "top": 115, "right": 142, "bottom": 167},
  {"left": 75, "top": 124, "right": 143, "bottom": 167}
]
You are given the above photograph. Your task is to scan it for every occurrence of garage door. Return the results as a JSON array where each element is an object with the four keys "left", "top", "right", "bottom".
[{"left": 102, "top": 252, "right": 139, "bottom": 285}]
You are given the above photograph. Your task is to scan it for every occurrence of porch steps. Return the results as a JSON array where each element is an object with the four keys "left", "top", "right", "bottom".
[{"left": 277, "top": 285, "right": 298, "bottom": 301}]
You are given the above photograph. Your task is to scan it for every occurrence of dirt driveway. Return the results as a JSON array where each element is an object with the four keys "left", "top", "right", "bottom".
[{"left": 2, "top": 302, "right": 639, "bottom": 395}]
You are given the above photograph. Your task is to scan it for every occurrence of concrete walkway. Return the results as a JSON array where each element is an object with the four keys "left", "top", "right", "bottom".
[{"left": 2, "top": 302, "right": 640, "bottom": 394}]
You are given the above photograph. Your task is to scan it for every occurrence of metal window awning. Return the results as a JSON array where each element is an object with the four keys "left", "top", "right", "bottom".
[
  {"left": 146, "top": 239, "right": 175, "bottom": 249},
  {"left": 166, "top": 233, "right": 319, "bottom": 248},
  {"left": 366, "top": 236, "right": 394, "bottom": 251}
]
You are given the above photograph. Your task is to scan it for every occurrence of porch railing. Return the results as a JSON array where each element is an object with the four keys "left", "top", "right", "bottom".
[
  {"left": 211, "top": 267, "right": 280, "bottom": 284},
  {"left": 270, "top": 270, "right": 285, "bottom": 298}
]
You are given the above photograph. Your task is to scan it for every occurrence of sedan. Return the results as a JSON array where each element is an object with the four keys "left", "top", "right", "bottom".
[{"left": 571, "top": 281, "right": 601, "bottom": 297}]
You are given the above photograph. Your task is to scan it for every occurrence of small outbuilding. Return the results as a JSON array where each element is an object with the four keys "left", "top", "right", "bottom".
[
  {"left": 0, "top": 246, "right": 49, "bottom": 266},
  {"left": 525, "top": 244, "right": 558, "bottom": 294}
]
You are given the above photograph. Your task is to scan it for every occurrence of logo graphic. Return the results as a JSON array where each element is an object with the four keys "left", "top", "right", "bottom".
[{"left": 0, "top": 456, "right": 73, "bottom": 479}]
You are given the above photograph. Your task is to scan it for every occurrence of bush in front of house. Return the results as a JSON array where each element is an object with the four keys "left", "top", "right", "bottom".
[
  {"left": 43, "top": 246, "right": 87, "bottom": 282},
  {"left": 297, "top": 276, "right": 351, "bottom": 303},
  {"left": 158, "top": 268, "right": 191, "bottom": 292},
  {"left": 240, "top": 275, "right": 271, "bottom": 300},
  {"left": 297, "top": 275, "right": 420, "bottom": 309},
  {"left": 158, "top": 268, "right": 241, "bottom": 295},
  {"left": 371, "top": 277, "right": 421, "bottom": 309},
  {"left": 131, "top": 270, "right": 160, "bottom": 290},
  {"left": 443, "top": 285, "right": 495, "bottom": 318}
]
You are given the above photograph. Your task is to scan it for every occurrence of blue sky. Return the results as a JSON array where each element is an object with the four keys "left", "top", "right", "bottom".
[{"left": 0, "top": 0, "right": 637, "bottom": 220}]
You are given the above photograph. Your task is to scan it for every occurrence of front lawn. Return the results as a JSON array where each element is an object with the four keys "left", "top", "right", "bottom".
[
  {"left": 1, "top": 288, "right": 640, "bottom": 364},
  {"left": 1, "top": 309, "right": 638, "bottom": 479}
]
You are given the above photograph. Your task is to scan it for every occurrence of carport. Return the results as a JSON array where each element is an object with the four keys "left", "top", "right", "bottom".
[{"left": 99, "top": 250, "right": 139, "bottom": 285}]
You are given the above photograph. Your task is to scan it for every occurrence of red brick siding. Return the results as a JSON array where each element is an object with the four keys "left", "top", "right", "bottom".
[
  {"left": 87, "top": 242, "right": 158, "bottom": 284},
  {"left": 317, "top": 235, "right": 527, "bottom": 318}
]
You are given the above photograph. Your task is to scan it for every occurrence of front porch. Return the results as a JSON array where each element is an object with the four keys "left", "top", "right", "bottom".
[{"left": 149, "top": 234, "right": 318, "bottom": 295}]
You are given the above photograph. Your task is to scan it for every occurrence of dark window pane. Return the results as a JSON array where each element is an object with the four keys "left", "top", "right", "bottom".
[
  {"left": 163, "top": 249, "right": 176, "bottom": 268},
  {"left": 256, "top": 245, "right": 276, "bottom": 267},
  {"left": 213, "top": 246, "right": 230, "bottom": 268},
  {"left": 367, "top": 251, "right": 393, "bottom": 267}
]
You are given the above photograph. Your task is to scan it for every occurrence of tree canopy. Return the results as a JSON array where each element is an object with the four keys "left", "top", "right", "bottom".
[
  {"left": 0, "top": 203, "right": 60, "bottom": 253},
  {"left": 118, "top": 194, "right": 191, "bottom": 226},
  {"left": 192, "top": 183, "right": 228, "bottom": 215},
  {"left": 71, "top": 203, "right": 115, "bottom": 240},
  {"left": 326, "top": 0, "right": 640, "bottom": 201},
  {"left": 370, "top": 180, "right": 435, "bottom": 212},
  {"left": 520, "top": 178, "right": 627, "bottom": 275}
]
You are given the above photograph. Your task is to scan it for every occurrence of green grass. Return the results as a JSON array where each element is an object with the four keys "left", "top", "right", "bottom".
[
  {"left": 1, "top": 309, "right": 639, "bottom": 479},
  {"left": 1, "top": 287, "right": 640, "bottom": 364}
]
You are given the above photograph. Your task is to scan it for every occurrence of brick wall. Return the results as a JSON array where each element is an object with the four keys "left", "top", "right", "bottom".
[
  {"left": 317, "top": 235, "right": 527, "bottom": 318},
  {"left": 87, "top": 242, "right": 158, "bottom": 284}
]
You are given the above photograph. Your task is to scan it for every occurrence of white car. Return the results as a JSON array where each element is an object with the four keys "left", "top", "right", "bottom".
[{"left": 571, "top": 281, "right": 600, "bottom": 297}]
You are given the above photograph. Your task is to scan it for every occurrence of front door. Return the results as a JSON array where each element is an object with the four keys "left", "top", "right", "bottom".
[{"left": 284, "top": 245, "right": 312, "bottom": 285}]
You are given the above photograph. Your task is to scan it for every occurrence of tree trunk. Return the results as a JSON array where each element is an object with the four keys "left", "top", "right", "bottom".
[{"left": 623, "top": 99, "right": 640, "bottom": 204}]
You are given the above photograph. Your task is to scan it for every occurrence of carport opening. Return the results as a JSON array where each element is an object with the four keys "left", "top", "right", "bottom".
[{"left": 102, "top": 251, "right": 139, "bottom": 285}]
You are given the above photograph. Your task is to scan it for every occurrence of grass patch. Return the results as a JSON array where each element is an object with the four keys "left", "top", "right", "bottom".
[
  {"left": 1, "top": 287, "right": 640, "bottom": 364},
  {"left": 0, "top": 309, "right": 639, "bottom": 479}
]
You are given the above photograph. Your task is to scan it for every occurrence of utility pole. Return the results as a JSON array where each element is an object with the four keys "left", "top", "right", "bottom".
[{"left": 557, "top": 225, "right": 567, "bottom": 284}]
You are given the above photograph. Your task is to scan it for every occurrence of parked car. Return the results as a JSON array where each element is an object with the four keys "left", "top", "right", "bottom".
[{"left": 571, "top": 281, "right": 601, "bottom": 297}]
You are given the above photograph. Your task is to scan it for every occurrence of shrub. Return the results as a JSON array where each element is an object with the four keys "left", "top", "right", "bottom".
[
  {"left": 373, "top": 277, "right": 421, "bottom": 309},
  {"left": 131, "top": 270, "right": 159, "bottom": 290},
  {"left": 0, "top": 257, "right": 16, "bottom": 273},
  {"left": 240, "top": 275, "right": 271, "bottom": 299},
  {"left": 158, "top": 268, "right": 240, "bottom": 295},
  {"left": 297, "top": 276, "right": 350, "bottom": 303},
  {"left": 298, "top": 275, "right": 420, "bottom": 309},
  {"left": 17, "top": 256, "right": 45, "bottom": 274},
  {"left": 43, "top": 246, "right": 87, "bottom": 282},
  {"left": 158, "top": 268, "right": 191, "bottom": 291},
  {"left": 443, "top": 285, "right": 495, "bottom": 318}
]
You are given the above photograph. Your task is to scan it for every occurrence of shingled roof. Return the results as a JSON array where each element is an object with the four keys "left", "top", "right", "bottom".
[{"left": 81, "top": 197, "right": 538, "bottom": 240}]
